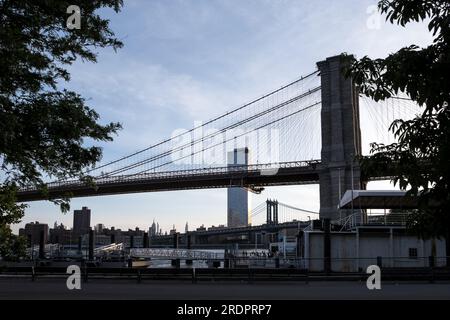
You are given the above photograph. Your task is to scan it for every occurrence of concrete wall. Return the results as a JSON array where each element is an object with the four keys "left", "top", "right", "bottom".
[
  {"left": 305, "top": 228, "right": 446, "bottom": 272},
  {"left": 331, "top": 233, "right": 357, "bottom": 272}
]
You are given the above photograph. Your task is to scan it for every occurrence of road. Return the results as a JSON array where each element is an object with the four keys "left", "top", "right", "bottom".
[{"left": 1, "top": 279, "right": 450, "bottom": 299}]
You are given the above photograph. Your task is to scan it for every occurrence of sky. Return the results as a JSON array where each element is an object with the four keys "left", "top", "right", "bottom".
[{"left": 12, "top": 0, "right": 434, "bottom": 234}]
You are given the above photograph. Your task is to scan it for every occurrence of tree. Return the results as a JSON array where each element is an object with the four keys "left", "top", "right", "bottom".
[
  {"left": 345, "top": 0, "right": 450, "bottom": 246},
  {"left": 0, "top": 0, "right": 123, "bottom": 258}
]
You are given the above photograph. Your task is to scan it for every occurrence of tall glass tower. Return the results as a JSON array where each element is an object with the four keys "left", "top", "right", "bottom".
[{"left": 227, "top": 148, "right": 251, "bottom": 227}]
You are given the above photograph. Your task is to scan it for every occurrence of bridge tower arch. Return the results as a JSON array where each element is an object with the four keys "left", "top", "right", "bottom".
[{"left": 317, "top": 54, "right": 364, "bottom": 221}]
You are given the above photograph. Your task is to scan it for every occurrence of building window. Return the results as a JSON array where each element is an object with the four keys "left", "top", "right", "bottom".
[{"left": 409, "top": 248, "right": 418, "bottom": 259}]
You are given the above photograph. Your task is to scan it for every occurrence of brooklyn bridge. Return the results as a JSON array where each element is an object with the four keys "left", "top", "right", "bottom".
[{"left": 16, "top": 54, "right": 419, "bottom": 222}]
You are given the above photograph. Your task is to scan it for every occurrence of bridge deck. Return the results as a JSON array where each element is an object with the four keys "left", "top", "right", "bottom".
[
  {"left": 16, "top": 161, "right": 321, "bottom": 202},
  {"left": 15, "top": 159, "right": 395, "bottom": 203}
]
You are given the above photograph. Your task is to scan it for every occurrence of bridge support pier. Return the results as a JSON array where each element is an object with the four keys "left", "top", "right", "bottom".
[
  {"left": 77, "top": 236, "right": 82, "bottom": 254},
  {"left": 171, "top": 259, "right": 181, "bottom": 268},
  {"left": 129, "top": 235, "right": 134, "bottom": 249},
  {"left": 173, "top": 232, "right": 179, "bottom": 249},
  {"left": 317, "top": 54, "right": 364, "bottom": 222},
  {"left": 143, "top": 232, "right": 149, "bottom": 248},
  {"left": 296, "top": 230, "right": 304, "bottom": 258},
  {"left": 38, "top": 230, "right": 45, "bottom": 260},
  {"left": 88, "top": 228, "right": 94, "bottom": 261},
  {"left": 323, "top": 219, "right": 331, "bottom": 273},
  {"left": 187, "top": 234, "right": 192, "bottom": 249}
]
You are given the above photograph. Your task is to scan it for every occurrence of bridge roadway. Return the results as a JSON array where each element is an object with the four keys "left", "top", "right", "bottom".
[
  {"left": 15, "top": 161, "right": 321, "bottom": 202},
  {"left": 14, "top": 160, "right": 394, "bottom": 203},
  {"left": 154, "top": 221, "right": 309, "bottom": 240}
]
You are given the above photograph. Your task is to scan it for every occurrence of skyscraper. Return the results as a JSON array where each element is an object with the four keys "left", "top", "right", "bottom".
[
  {"left": 19, "top": 221, "right": 49, "bottom": 245},
  {"left": 227, "top": 148, "right": 251, "bottom": 227},
  {"left": 73, "top": 206, "right": 91, "bottom": 236},
  {"left": 150, "top": 219, "right": 157, "bottom": 236}
]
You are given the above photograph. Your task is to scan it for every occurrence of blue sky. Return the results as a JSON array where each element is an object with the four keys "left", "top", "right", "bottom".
[{"left": 13, "top": 0, "right": 433, "bottom": 234}]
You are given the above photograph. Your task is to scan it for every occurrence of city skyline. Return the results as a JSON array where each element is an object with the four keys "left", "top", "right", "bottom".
[
  {"left": 15, "top": 200, "right": 292, "bottom": 235},
  {"left": 13, "top": 0, "right": 432, "bottom": 234},
  {"left": 20, "top": 213, "right": 191, "bottom": 237}
]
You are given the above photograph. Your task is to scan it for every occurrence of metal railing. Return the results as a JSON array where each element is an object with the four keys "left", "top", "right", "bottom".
[
  {"left": 303, "top": 221, "right": 313, "bottom": 231},
  {"left": 2, "top": 256, "right": 449, "bottom": 283},
  {"left": 94, "top": 243, "right": 124, "bottom": 253},
  {"left": 129, "top": 248, "right": 222, "bottom": 260},
  {"left": 336, "top": 211, "right": 410, "bottom": 230}
]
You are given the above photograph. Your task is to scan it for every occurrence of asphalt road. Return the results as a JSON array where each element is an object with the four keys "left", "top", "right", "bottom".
[{"left": 1, "top": 278, "right": 450, "bottom": 299}]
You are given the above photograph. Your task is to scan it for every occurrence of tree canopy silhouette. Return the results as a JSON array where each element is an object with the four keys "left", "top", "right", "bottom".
[
  {"left": 346, "top": 0, "right": 450, "bottom": 245},
  {"left": 0, "top": 0, "right": 123, "bottom": 258}
]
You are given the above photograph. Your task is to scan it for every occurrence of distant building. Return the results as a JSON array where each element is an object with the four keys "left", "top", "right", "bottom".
[
  {"left": 94, "top": 223, "right": 105, "bottom": 233},
  {"left": 19, "top": 221, "right": 49, "bottom": 245},
  {"left": 49, "top": 223, "right": 73, "bottom": 245},
  {"left": 227, "top": 148, "right": 251, "bottom": 227},
  {"left": 208, "top": 224, "right": 226, "bottom": 231},
  {"left": 150, "top": 219, "right": 157, "bottom": 236},
  {"left": 95, "top": 234, "right": 111, "bottom": 246},
  {"left": 185, "top": 222, "right": 189, "bottom": 233},
  {"left": 196, "top": 224, "right": 207, "bottom": 232},
  {"left": 73, "top": 206, "right": 91, "bottom": 236}
]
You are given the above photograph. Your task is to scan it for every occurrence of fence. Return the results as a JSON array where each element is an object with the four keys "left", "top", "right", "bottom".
[
  {"left": 1, "top": 257, "right": 449, "bottom": 283},
  {"left": 336, "top": 211, "right": 411, "bottom": 230}
]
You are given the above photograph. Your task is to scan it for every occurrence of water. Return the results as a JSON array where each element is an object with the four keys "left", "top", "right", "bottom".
[
  {"left": 148, "top": 249, "right": 224, "bottom": 268},
  {"left": 36, "top": 248, "right": 283, "bottom": 269}
]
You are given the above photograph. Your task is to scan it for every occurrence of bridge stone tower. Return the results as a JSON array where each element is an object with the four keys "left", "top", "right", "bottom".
[{"left": 317, "top": 55, "right": 363, "bottom": 221}]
